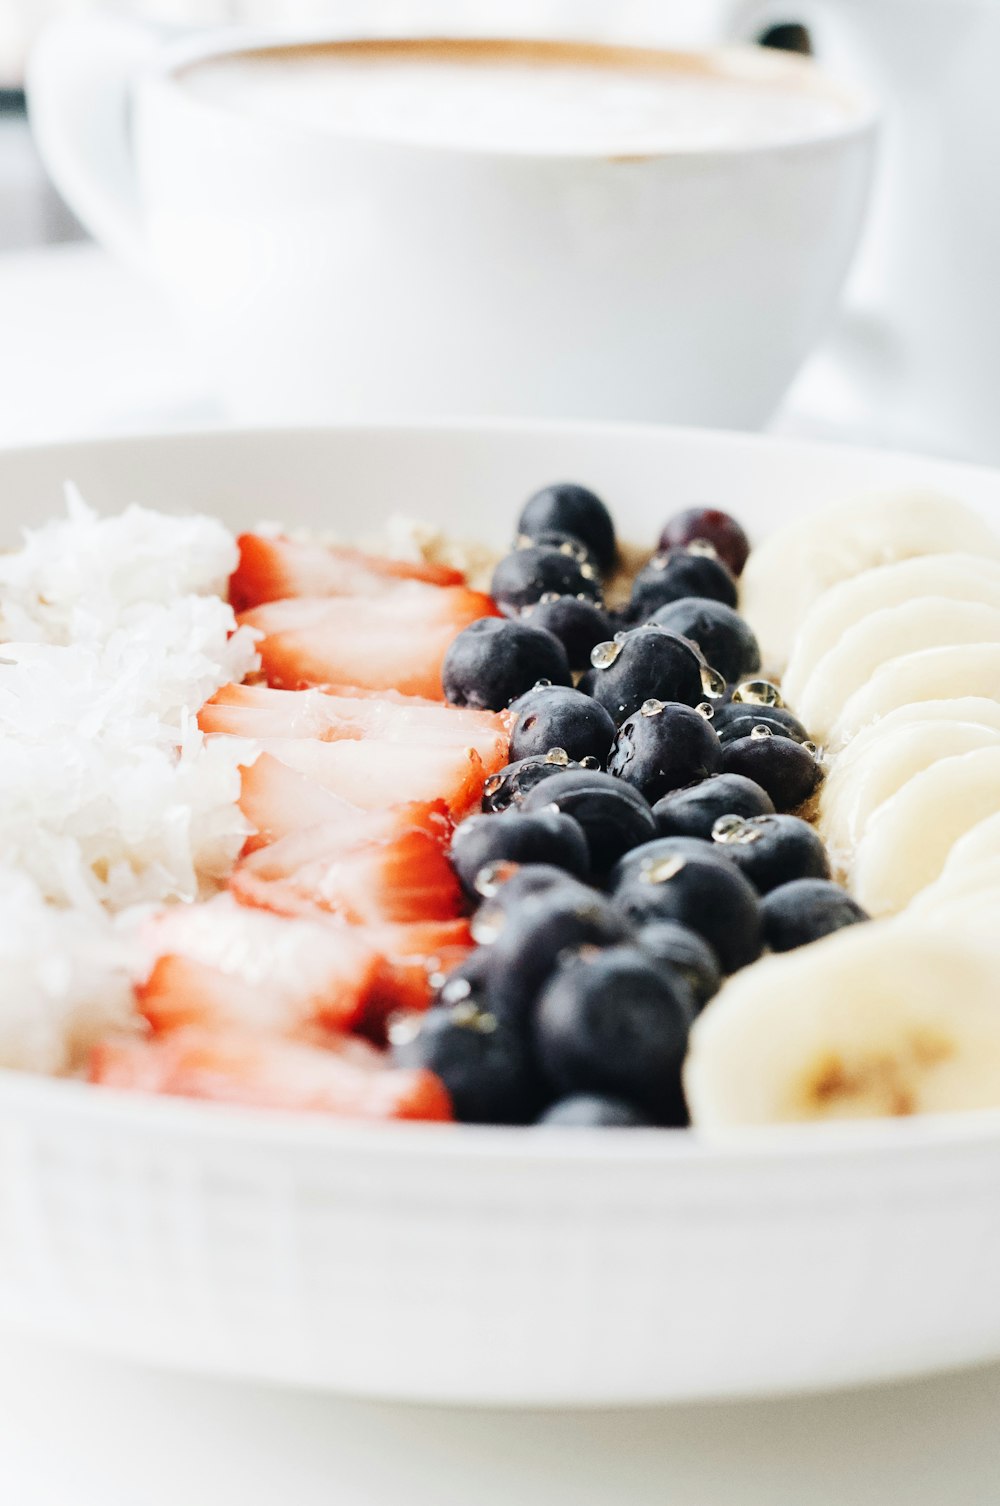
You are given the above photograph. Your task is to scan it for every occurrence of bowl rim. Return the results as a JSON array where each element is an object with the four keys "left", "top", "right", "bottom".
[
  {"left": 3, "top": 414, "right": 999, "bottom": 1170},
  {"left": 6, "top": 1066, "right": 1000, "bottom": 1165}
]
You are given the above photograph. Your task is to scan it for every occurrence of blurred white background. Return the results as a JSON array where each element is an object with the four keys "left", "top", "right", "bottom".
[{"left": 4, "top": 0, "right": 704, "bottom": 249}]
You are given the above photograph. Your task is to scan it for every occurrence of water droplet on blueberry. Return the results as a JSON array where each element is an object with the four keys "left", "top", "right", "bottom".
[
  {"left": 471, "top": 905, "right": 505, "bottom": 944},
  {"left": 440, "top": 975, "right": 473, "bottom": 1003},
  {"left": 732, "top": 679, "right": 784, "bottom": 708},
  {"left": 640, "top": 698, "right": 665, "bottom": 718},
  {"left": 387, "top": 1010, "right": 423, "bottom": 1047},
  {"left": 711, "top": 814, "right": 762, "bottom": 846},
  {"left": 696, "top": 701, "right": 715, "bottom": 720},
  {"left": 591, "top": 639, "right": 622, "bottom": 669},
  {"left": 699, "top": 664, "right": 727, "bottom": 698},
  {"left": 750, "top": 724, "right": 774, "bottom": 739},
  {"left": 474, "top": 859, "right": 522, "bottom": 898},
  {"left": 640, "top": 854, "right": 688, "bottom": 885}
]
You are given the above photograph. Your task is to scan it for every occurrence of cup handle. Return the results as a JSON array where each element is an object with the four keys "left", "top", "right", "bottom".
[{"left": 26, "top": 16, "right": 163, "bottom": 272}]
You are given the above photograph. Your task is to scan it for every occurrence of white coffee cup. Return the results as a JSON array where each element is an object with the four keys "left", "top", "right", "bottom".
[
  {"left": 28, "top": 18, "right": 875, "bottom": 429},
  {"left": 705, "top": 0, "right": 1000, "bottom": 462}
]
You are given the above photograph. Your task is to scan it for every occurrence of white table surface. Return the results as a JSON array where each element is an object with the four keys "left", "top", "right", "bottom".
[{"left": 1, "top": 243, "right": 998, "bottom": 1505}]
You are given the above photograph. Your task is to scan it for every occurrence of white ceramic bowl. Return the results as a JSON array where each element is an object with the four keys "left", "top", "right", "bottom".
[{"left": 2, "top": 420, "right": 1000, "bottom": 1407}]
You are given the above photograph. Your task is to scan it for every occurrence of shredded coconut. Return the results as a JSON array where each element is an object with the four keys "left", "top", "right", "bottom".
[
  {"left": 0, "top": 485, "right": 238, "bottom": 643},
  {"left": 0, "top": 492, "right": 260, "bottom": 1067},
  {"left": 0, "top": 867, "right": 137, "bottom": 1074}
]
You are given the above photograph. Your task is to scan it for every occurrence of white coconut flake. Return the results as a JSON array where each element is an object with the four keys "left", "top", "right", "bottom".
[
  {"left": 0, "top": 486, "right": 240, "bottom": 644},
  {"left": 0, "top": 867, "right": 137, "bottom": 1073},
  {"left": 0, "top": 491, "right": 261, "bottom": 1068}
]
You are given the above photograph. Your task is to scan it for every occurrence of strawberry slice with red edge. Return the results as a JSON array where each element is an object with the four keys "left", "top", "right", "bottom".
[
  {"left": 239, "top": 588, "right": 497, "bottom": 699},
  {"left": 139, "top": 898, "right": 472, "bottom": 1038},
  {"left": 366, "top": 919, "right": 474, "bottom": 1019},
  {"left": 89, "top": 1026, "right": 453, "bottom": 1121},
  {"left": 140, "top": 896, "right": 388, "bottom": 1034},
  {"left": 231, "top": 816, "right": 464, "bottom": 926},
  {"left": 243, "top": 738, "right": 486, "bottom": 817},
  {"left": 230, "top": 533, "right": 464, "bottom": 612},
  {"left": 237, "top": 754, "right": 364, "bottom": 853},
  {"left": 200, "top": 682, "right": 509, "bottom": 769}
]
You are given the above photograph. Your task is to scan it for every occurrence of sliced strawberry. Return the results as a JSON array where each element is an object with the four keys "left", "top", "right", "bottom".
[
  {"left": 236, "top": 754, "right": 455, "bottom": 853},
  {"left": 244, "top": 737, "right": 485, "bottom": 816},
  {"left": 237, "top": 754, "right": 363, "bottom": 852},
  {"left": 231, "top": 821, "right": 464, "bottom": 926},
  {"left": 140, "top": 896, "right": 386, "bottom": 1034},
  {"left": 369, "top": 919, "right": 474, "bottom": 1016},
  {"left": 231, "top": 532, "right": 464, "bottom": 612},
  {"left": 239, "top": 588, "right": 497, "bottom": 698},
  {"left": 89, "top": 1026, "right": 453, "bottom": 1122},
  {"left": 201, "top": 683, "right": 508, "bottom": 769}
]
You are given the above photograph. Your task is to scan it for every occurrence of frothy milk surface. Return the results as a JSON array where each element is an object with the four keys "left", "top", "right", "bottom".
[{"left": 179, "top": 38, "right": 857, "bottom": 155}]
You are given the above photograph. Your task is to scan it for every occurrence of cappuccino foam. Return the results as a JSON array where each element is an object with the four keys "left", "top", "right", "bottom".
[{"left": 180, "top": 38, "right": 858, "bottom": 156}]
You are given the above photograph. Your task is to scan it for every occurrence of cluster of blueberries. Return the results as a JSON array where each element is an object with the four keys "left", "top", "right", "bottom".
[{"left": 393, "top": 484, "right": 868, "bottom": 1129}]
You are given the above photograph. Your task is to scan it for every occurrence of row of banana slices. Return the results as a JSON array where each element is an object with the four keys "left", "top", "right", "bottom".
[{"left": 685, "top": 490, "right": 1000, "bottom": 1129}]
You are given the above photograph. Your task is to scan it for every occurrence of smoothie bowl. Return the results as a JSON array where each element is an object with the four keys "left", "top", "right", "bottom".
[{"left": 1, "top": 419, "right": 999, "bottom": 1404}]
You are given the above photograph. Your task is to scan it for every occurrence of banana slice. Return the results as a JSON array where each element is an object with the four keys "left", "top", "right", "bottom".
[
  {"left": 684, "top": 923, "right": 1000, "bottom": 1127},
  {"left": 782, "top": 554, "right": 1000, "bottom": 705},
  {"left": 906, "top": 817, "right": 1000, "bottom": 914},
  {"left": 939, "top": 811, "right": 1000, "bottom": 879},
  {"left": 796, "top": 599, "right": 1000, "bottom": 739},
  {"left": 740, "top": 491, "right": 999, "bottom": 676},
  {"left": 850, "top": 745, "right": 1000, "bottom": 915},
  {"left": 908, "top": 860, "right": 1000, "bottom": 917},
  {"left": 819, "top": 721, "right": 1000, "bottom": 860},
  {"left": 831, "top": 644, "right": 1000, "bottom": 747},
  {"left": 834, "top": 698, "right": 1000, "bottom": 772},
  {"left": 909, "top": 889, "right": 1000, "bottom": 947}
]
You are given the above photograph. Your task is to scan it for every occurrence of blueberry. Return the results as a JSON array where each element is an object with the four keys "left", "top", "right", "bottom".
[
  {"left": 482, "top": 752, "right": 585, "bottom": 813},
  {"left": 761, "top": 878, "right": 869, "bottom": 953},
  {"left": 633, "top": 921, "right": 721, "bottom": 1011},
  {"left": 721, "top": 731, "right": 824, "bottom": 813},
  {"left": 606, "top": 699, "right": 722, "bottom": 803},
  {"left": 518, "top": 482, "right": 617, "bottom": 573},
  {"left": 514, "top": 529, "right": 600, "bottom": 573},
  {"left": 537, "top": 1094, "right": 653, "bottom": 1128},
  {"left": 712, "top": 701, "right": 810, "bottom": 746},
  {"left": 433, "top": 946, "right": 497, "bottom": 1005},
  {"left": 521, "top": 768, "right": 657, "bottom": 877},
  {"left": 657, "top": 508, "right": 751, "bottom": 577},
  {"left": 472, "top": 862, "right": 589, "bottom": 921},
  {"left": 443, "top": 617, "right": 572, "bottom": 710},
  {"left": 653, "top": 773, "right": 775, "bottom": 839},
  {"left": 535, "top": 945, "right": 694, "bottom": 1124},
  {"left": 613, "top": 850, "right": 762, "bottom": 973},
  {"left": 710, "top": 812, "right": 831, "bottom": 894},
  {"left": 629, "top": 549, "right": 737, "bottom": 620},
  {"left": 579, "top": 626, "right": 705, "bottom": 724},
  {"left": 477, "top": 882, "right": 632, "bottom": 1020},
  {"left": 610, "top": 835, "right": 723, "bottom": 892},
  {"left": 508, "top": 684, "right": 616, "bottom": 766},
  {"left": 648, "top": 598, "right": 761, "bottom": 684},
  {"left": 450, "top": 809, "right": 590, "bottom": 896},
  {"left": 519, "top": 595, "right": 615, "bottom": 671},
  {"left": 491, "top": 546, "right": 601, "bottom": 616},
  {"left": 392, "top": 1001, "right": 545, "bottom": 1124}
]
